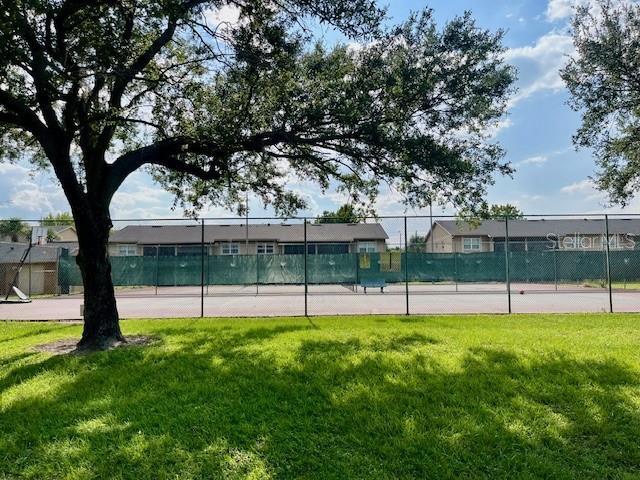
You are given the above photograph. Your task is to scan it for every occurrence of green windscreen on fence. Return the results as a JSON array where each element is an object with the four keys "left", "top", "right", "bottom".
[{"left": 57, "top": 249, "right": 637, "bottom": 289}]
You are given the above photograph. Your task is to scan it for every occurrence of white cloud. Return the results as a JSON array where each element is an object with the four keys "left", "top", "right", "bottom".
[
  {"left": 561, "top": 179, "right": 595, "bottom": 194},
  {"left": 0, "top": 163, "right": 27, "bottom": 175},
  {"left": 518, "top": 155, "right": 549, "bottom": 166},
  {"left": 521, "top": 194, "right": 544, "bottom": 201},
  {"left": 325, "top": 191, "right": 350, "bottom": 206},
  {"left": 11, "top": 186, "right": 54, "bottom": 213},
  {"left": 561, "top": 179, "right": 609, "bottom": 202},
  {"left": 546, "top": 0, "right": 578, "bottom": 20},
  {"left": 486, "top": 118, "right": 514, "bottom": 138},
  {"left": 545, "top": 0, "right": 634, "bottom": 22},
  {"left": 0, "top": 163, "right": 68, "bottom": 216},
  {"left": 505, "top": 32, "right": 575, "bottom": 105},
  {"left": 203, "top": 5, "right": 241, "bottom": 28}
]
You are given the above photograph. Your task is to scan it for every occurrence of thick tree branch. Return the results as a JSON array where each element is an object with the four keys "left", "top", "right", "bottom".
[
  {"left": 0, "top": 90, "right": 48, "bottom": 138},
  {"left": 14, "top": 12, "right": 64, "bottom": 134},
  {"left": 109, "top": 20, "right": 179, "bottom": 110},
  {"left": 105, "top": 137, "right": 225, "bottom": 199},
  {"left": 105, "top": 126, "right": 378, "bottom": 201},
  {"left": 94, "top": 18, "right": 180, "bottom": 155}
]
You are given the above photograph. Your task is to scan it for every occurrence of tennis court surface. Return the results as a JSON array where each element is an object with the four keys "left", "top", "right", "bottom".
[{"left": 2, "top": 282, "right": 639, "bottom": 320}]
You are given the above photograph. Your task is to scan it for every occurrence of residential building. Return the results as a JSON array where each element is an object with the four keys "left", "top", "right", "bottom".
[
  {"left": 109, "top": 223, "right": 389, "bottom": 257},
  {"left": 424, "top": 219, "right": 640, "bottom": 253},
  {"left": 0, "top": 242, "right": 61, "bottom": 295},
  {"left": 47, "top": 225, "right": 78, "bottom": 242}
]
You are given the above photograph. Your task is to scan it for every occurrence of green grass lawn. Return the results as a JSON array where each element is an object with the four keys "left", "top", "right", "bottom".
[
  {"left": 582, "top": 279, "right": 640, "bottom": 290},
  {"left": 1, "top": 315, "right": 640, "bottom": 479}
]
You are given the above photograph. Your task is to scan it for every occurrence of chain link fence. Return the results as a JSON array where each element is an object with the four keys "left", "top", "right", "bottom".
[{"left": 2, "top": 214, "right": 640, "bottom": 319}]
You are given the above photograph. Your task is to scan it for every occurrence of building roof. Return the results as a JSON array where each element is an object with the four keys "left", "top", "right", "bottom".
[
  {"left": 50, "top": 241, "right": 79, "bottom": 255},
  {"left": 435, "top": 218, "right": 640, "bottom": 238},
  {"left": 48, "top": 225, "right": 75, "bottom": 234},
  {"left": 0, "top": 242, "right": 60, "bottom": 264},
  {"left": 109, "top": 223, "right": 389, "bottom": 245}
]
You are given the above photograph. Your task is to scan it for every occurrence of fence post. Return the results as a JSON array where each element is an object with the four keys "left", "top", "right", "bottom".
[
  {"left": 155, "top": 244, "right": 159, "bottom": 296},
  {"left": 553, "top": 247, "right": 558, "bottom": 291},
  {"left": 605, "top": 214, "right": 613, "bottom": 313},
  {"left": 28, "top": 248, "right": 32, "bottom": 298},
  {"left": 505, "top": 216, "right": 512, "bottom": 314},
  {"left": 55, "top": 247, "right": 60, "bottom": 296},
  {"left": 200, "top": 218, "right": 205, "bottom": 318},
  {"left": 355, "top": 247, "right": 360, "bottom": 292},
  {"left": 304, "top": 218, "right": 308, "bottom": 316},
  {"left": 404, "top": 215, "right": 409, "bottom": 315},
  {"left": 454, "top": 241, "right": 458, "bottom": 292}
]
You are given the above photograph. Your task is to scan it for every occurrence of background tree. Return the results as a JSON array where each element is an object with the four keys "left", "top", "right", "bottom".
[
  {"left": 41, "top": 212, "right": 75, "bottom": 241},
  {"left": 484, "top": 203, "right": 524, "bottom": 219},
  {"left": 561, "top": 0, "right": 640, "bottom": 205},
  {"left": 408, "top": 234, "right": 427, "bottom": 252},
  {"left": 0, "top": 218, "right": 29, "bottom": 242},
  {"left": 0, "top": 1, "right": 515, "bottom": 349},
  {"left": 316, "top": 204, "right": 361, "bottom": 224},
  {"left": 41, "top": 212, "right": 75, "bottom": 226},
  {"left": 457, "top": 203, "right": 524, "bottom": 227}
]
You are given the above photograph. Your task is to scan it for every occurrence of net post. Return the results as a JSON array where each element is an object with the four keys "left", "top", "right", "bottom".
[
  {"left": 200, "top": 218, "right": 205, "bottom": 318},
  {"left": 605, "top": 214, "right": 613, "bottom": 313},
  {"left": 304, "top": 218, "right": 308, "bottom": 317},
  {"left": 404, "top": 215, "right": 409, "bottom": 315},
  {"left": 505, "top": 216, "right": 512, "bottom": 314}
]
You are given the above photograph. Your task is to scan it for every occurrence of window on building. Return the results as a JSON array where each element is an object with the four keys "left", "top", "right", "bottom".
[
  {"left": 358, "top": 241, "right": 377, "bottom": 253},
  {"left": 143, "top": 246, "right": 158, "bottom": 257},
  {"left": 283, "top": 244, "right": 316, "bottom": 255},
  {"left": 158, "top": 246, "right": 176, "bottom": 257},
  {"left": 317, "top": 243, "right": 349, "bottom": 254},
  {"left": 221, "top": 243, "right": 239, "bottom": 255},
  {"left": 177, "top": 245, "right": 203, "bottom": 257},
  {"left": 118, "top": 244, "right": 137, "bottom": 256},
  {"left": 462, "top": 237, "right": 481, "bottom": 252},
  {"left": 257, "top": 243, "right": 275, "bottom": 255},
  {"left": 284, "top": 244, "right": 304, "bottom": 255}
]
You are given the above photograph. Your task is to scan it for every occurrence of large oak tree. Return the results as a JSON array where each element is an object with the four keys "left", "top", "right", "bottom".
[
  {"left": 0, "top": 0, "right": 515, "bottom": 349},
  {"left": 562, "top": 0, "right": 640, "bottom": 205}
]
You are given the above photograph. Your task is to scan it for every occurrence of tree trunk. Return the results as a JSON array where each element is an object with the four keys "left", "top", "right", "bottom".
[{"left": 74, "top": 210, "right": 124, "bottom": 350}]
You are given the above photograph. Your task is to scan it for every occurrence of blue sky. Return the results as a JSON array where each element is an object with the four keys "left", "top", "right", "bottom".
[{"left": 0, "top": 0, "right": 633, "bottom": 220}]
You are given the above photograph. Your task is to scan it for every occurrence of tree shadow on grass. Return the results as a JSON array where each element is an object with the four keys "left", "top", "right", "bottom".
[
  {"left": 1, "top": 323, "right": 639, "bottom": 479},
  {"left": 0, "top": 324, "right": 78, "bottom": 345}
]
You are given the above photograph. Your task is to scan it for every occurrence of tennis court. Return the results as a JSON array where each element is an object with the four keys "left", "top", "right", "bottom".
[
  {"left": 3, "top": 215, "right": 640, "bottom": 320},
  {"left": 2, "top": 282, "right": 639, "bottom": 320}
]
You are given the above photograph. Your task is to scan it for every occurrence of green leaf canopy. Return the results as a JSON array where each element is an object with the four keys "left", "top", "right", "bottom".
[{"left": 0, "top": 1, "right": 515, "bottom": 217}]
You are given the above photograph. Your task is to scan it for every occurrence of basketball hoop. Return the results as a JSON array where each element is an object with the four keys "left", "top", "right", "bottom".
[{"left": 31, "top": 227, "right": 48, "bottom": 246}]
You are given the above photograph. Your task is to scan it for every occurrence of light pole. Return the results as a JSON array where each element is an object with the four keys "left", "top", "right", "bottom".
[
  {"left": 245, "top": 191, "right": 249, "bottom": 253},
  {"left": 429, "top": 199, "right": 434, "bottom": 252}
]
